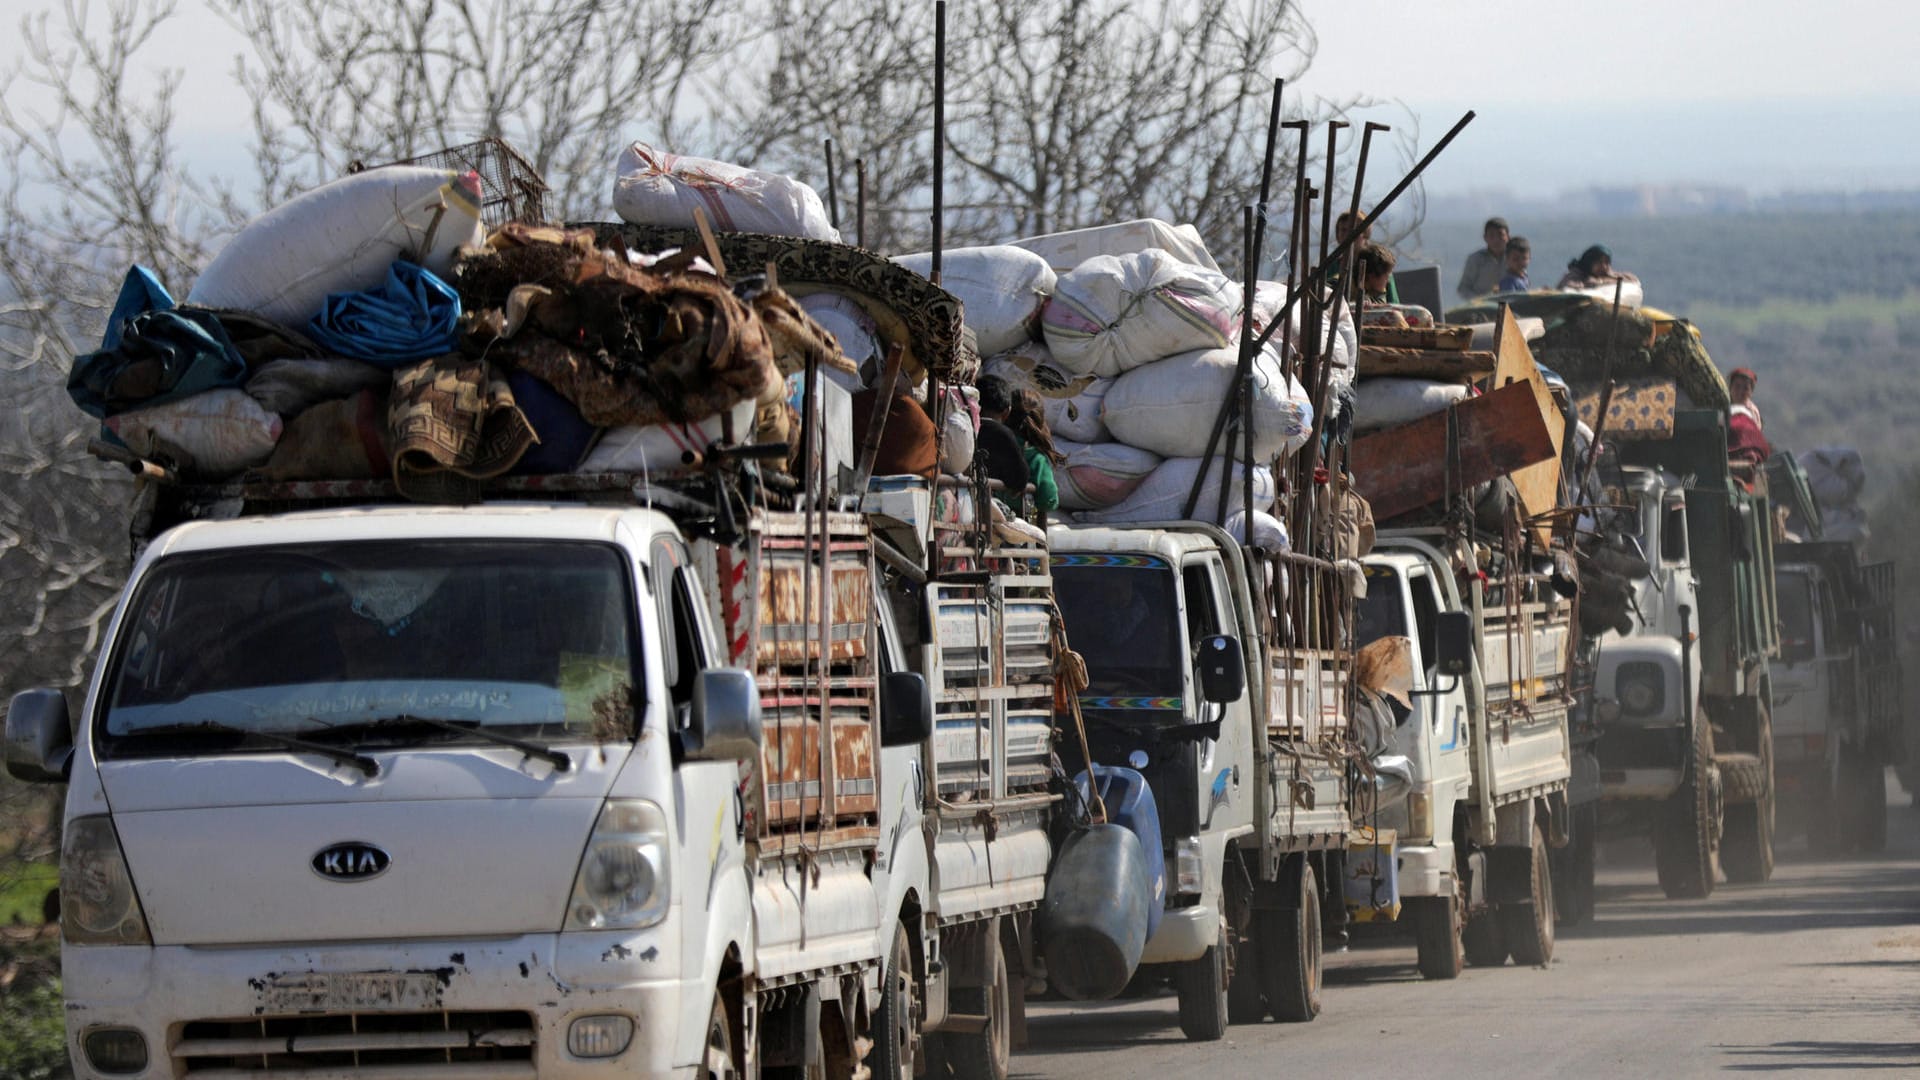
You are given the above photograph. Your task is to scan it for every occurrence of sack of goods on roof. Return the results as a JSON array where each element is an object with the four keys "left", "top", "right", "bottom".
[{"left": 612, "top": 142, "right": 840, "bottom": 242}]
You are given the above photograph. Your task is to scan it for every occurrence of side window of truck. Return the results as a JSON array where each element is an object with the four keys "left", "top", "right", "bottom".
[
  {"left": 651, "top": 540, "right": 710, "bottom": 727},
  {"left": 1181, "top": 559, "right": 1226, "bottom": 645},
  {"left": 1662, "top": 500, "right": 1689, "bottom": 564},
  {"left": 1408, "top": 569, "right": 1441, "bottom": 675}
]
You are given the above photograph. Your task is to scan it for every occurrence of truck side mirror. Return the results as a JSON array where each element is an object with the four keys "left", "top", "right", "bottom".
[
  {"left": 1197, "top": 634, "right": 1246, "bottom": 704},
  {"left": 685, "top": 669, "right": 762, "bottom": 764},
  {"left": 1433, "top": 613, "right": 1474, "bottom": 678},
  {"left": 880, "top": 671, "right": 934, "bottom": 747},
  {"left": 5, "top": 689, "right": 73, "bottom": 784}
]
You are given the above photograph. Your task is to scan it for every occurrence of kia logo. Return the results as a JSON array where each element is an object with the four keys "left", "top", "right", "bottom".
[{"left": 312, "top": 842, "right": 391, "bottom": 882}]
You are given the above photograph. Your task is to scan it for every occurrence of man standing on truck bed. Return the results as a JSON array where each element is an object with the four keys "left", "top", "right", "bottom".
[{"left": 1457, "top": 217, "right": 1509, "bottom": 300}]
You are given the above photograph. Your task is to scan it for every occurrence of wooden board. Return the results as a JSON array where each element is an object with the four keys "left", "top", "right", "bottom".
[
  {"left": 1349, "top": 380, "right": 1557, "bottom": 523},
  {"left": 1486, "top": 307, "right": 1565, "bottom": 548},
  {"left": 1359, "top": 325, "right": 1473, "bottom": 351},
  {"left": 1576, "top": 377, "right": 1677, "bottom": 440},
  {"left": 1356, "top": 345, "right": 1496, "bottom": 380}
]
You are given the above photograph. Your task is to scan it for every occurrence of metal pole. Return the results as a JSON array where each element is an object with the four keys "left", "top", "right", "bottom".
[
  {"left": 856, "top": 157, "right": 868, "bottom": 249},
  {"left": 931, "top": 0, "right": 946, "bottom": 284},
  {"left": 824, "top": 139, "right": 840, "bottom": 231},
  {"left": 1318, "top": 122, "right": 1348, "bottom": 277}
]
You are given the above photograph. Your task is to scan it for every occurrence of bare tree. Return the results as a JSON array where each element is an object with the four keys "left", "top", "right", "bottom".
[{"left": 218, "top": 0, "right": 751, "bottom": 217}]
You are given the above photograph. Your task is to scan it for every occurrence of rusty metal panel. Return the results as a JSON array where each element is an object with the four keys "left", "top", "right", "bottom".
[{"left": 757, "top": 559, "right": 872, "bottom": 667}]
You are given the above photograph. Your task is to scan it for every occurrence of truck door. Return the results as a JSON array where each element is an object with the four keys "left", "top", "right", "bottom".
[{"left": 1181, "top": 555, "right": 1250, "bottom": 834}]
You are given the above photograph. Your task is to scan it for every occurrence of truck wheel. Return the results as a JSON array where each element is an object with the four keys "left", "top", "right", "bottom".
[
  {"left": 1259, "top": 860, "right": 1322, "bottom": 1022},
  {"left": 1411, "top": 893, "right": 1464, "bottom": 980},
  {"left": 1461, "top": 909, "right": 1508, "bottom": 968},
  {"left": 1500, "top": 823, "right": 1556, "bottom": 966},
  {"left": 1723, "top": 706, "right": 1776, "bottom": 884},
  {"left": 1175, "top": 922, "right": 1230, "bottom": 1041},
  {"left": 870, "top": 923, "right": 916, "bottom": 1080},
  {"left": 705, "top": 990, "right": 739, "bottom": 1080},
  {"left": 942, "top": 931, "right": 1010, "bottom": 1080},
  {"left": 1654, "top": 716, "right": 1718, "bottom": 900}
]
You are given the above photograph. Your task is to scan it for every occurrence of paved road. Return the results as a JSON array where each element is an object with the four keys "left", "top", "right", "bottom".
[{"left": 1016, "top": 780, "right": 1920, "bottom": 1078}]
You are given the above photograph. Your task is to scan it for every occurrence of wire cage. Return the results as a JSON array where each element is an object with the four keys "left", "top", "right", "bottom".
[{"left": 350, "top": 136, "right": 550, "bottom": 228}]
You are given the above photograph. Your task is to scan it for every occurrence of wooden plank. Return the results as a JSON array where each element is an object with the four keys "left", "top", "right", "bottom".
[
  {"left": 1356, "top": 346, "right": 1497, "bottom": 380},
  {"left": 1349, "top": 381, "right": 1556, "bottom": 522},
  {"left": 1576, "top": 377, "right": 1677, "bottom": 440},
  {"left": 1486, "top": 306, "right": 1565, "bottom": 548},
  {"left": 1359, "top": 325, "right": 1474, "bottom": 351}
]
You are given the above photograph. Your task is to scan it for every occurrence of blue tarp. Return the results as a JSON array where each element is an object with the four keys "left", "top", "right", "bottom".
[
  {"left": 307, "top": 260, "right": 462, "bottom": 368},
  {"left": 67, "top": 266, "right": 250, "bottom": 418}
]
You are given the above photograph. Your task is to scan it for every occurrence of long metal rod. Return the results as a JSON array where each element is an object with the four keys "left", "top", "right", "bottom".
[
  {"left": 1318, "top": 122, "right": 1347, "bottom": 278},
  {"left": 855, "top": 157, "right": 868, "bottom": 249},
  {"left": 824, "top": 139, "right": 840, "bottom": 231},
  {"left": 1250, "top": 110, "right": 1478, "bottom": 359},
  {"left": 931, "top": 0, "right": 946, "bottom": 284}
]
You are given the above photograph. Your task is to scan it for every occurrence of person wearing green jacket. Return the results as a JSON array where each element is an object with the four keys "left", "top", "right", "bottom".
[{"left": 1007, "top": 387, "right": 1063, "bottom": 516}]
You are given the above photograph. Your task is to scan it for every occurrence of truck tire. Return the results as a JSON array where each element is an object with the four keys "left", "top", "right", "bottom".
[
  {"left": 1258, "top": 860, "right": 1322, "bottom": 1022},
  {"left": 1722, "top": 759, "right": 1775, "bottom": 884},
  {"left": 1225, "top": 886, "right": 1264, "bottom": 1024},
  {"left": 705, "top": 990, "right": 739, "bottom": 1080},
  {"left": 1175, "top": 922, "right": 1230, "bottom": 1041},
  {"left": 1411, "top": 893, "right": 1464, "bottom": 980},
  {"left": 941, "top": 931, "right": 1011, "bottom": 1080},
  {"left": 1654, "top": 716, "right": 1718, "bottom": 900},
  {"left": 1553, "top": 805, "right": 1597, "bottom": 927},
  {"left": 870, "top": 923, "right": 916, "bottom": 1080},
  {"left": 1499, "top": 823, "right": 1556, "bottom": 966}
]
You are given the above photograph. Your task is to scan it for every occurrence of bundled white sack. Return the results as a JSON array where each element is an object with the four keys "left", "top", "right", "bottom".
[
  {"left": 613, "top": 143, "right": 839, "bottom": 241},
  {"left": 1043, "top": 377, "right": 1112, "bottom": 444},
  {"left": 581, "top": 401, "right": 758, "bottom": 474},
  {"left": 1077, "top": 456, "right": 1275, "bottom": 524},
  {"left": 1802, "top": 446, "right": 1866, "bottom": 508},
  {"left": 1012, "top": 219, "right": 1220, "bottom": 274},
  {"left": 189, "top": 167, "right": 485, "bottom": 325},
  {"left": 105, "top": 389, "right": 283, "bottom": 477},
  {"left": 798, "top": 292, "right": 885, "bottom": 378},
  {"left": 1103, "top": 345, "right": 1313, "bottom": 460},
  {"left": 1252, "top": 280, "right": 1356, "bottom": 383},
  {"left": 1042, "top": 250, "right": 1241, "bottom": 378},
  {"left": 1225, "top": 510, "right": 1291, "bottom": 554},
  {"left": 1352, "top": 378, "right": 1471, "bottom": 433},
  {"left": 1054, "top": 439, "right": 1163, "bottom": 511},
  {"left": 895, "top": 246, "right": 1055, "bottom": 356}
]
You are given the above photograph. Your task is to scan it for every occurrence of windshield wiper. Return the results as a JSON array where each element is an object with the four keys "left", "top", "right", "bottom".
[
  {"left": 119, "top": 720, "right": 380, "bottom": 777},
  {"left": 309, "top": 714, "right": 572, "bottom": 773}
]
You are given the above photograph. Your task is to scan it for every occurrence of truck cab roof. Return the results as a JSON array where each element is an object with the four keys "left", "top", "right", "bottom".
[
  {"left": 1048, "top": 522, "right": 1234, "bottom": 563},
  {"left": 144, "top": 503, "right": 681, "bottom": 561}
]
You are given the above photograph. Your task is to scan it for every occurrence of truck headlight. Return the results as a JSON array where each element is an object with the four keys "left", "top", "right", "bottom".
[
  {"left": 1616, "top": 662, "right": 1666, "bottom": 718},
  {"left": 1174, "top": 837, "right": 1204, "bottom": 896},
  {"left": 567, "top": 800, "right": 671, "bottom": 930},
  {"left": 62, "top": 815, "right": 150, "bottom": 945}
]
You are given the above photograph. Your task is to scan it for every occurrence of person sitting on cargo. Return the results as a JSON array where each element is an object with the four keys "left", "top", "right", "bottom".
[
  {"left": 851, "top": 365, "right": 939, "bottom": 479},
  {"left": 1557, "top": 244, "right": 1640, "bottom": 290},
  {"left": 1006, "top": 388, "right": 1064, "bottom": 515},
  {"left": 1357, "top": 242, "right": 1398, "bottom": 305},
  {"left": 1726, "top": 367, "right": 1770, "bottom": 468},
  {"left": 1455, "top": 216, "right": 1508, "bottom": 300},
  {"left": 1329, "top": 210, "right": 1398, "bottom": 303},
  {"left": 972, "top": 375, "right": 1033, "bottom": 508},
  {"left": 1497, "top": 235, "right": 1532, "bottom": 292}
]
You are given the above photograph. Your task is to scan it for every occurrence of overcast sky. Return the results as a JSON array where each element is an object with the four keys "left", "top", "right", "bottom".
[{"left": 6, "top": 0, "right": 1917, "bottom": 199}]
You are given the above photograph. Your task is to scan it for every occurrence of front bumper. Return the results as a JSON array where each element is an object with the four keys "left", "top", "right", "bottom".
[
  {"left": 1139, "top": 902, "right": 1218, "bottom": 965},
  {"left": 64, "top": 932, "right": 704, "bottom": 1079}
]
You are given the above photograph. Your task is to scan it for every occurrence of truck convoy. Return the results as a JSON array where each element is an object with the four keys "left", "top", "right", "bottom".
[{"left": 10, "top": 128, "right": 1858, "bottom": 1078}]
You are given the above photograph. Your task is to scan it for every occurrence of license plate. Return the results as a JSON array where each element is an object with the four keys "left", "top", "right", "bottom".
[{"left": 259, "top": 971, "right": 447, "bottom": 1013}]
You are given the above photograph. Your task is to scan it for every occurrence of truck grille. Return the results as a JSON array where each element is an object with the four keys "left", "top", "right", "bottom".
[{"left": 174, "top": 1010, "right": 535, "bottom": 1077}]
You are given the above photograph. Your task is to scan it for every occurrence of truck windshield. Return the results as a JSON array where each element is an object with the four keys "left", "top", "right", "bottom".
[
  {"left": 1051, "top": 557, "right": 1186, "bottom": 714},
  {"left": 1776, "top": 570, "right": 1816, "bottom": 662},
  {"left": 98, "top": 540, "right": 640, "bottom": 759}
]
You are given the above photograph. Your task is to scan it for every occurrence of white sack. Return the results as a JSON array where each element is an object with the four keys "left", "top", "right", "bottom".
[
  {"left": 1563, "top": 279, "right": 1644, "bottom": 309},
  {"left": 1818, "top": 503, "right": 1871, "bottom": 545},
  {"left": 613, "top": 143, "right": 839, "bottom": 241},
  {"left": 245, "top": 357, "right": 392, "bottom": 417},
  {"left": 1054, "top": 439, "right": 1163, "bottom": 511},
  {"left": 189, "top": 167, "right": 486, "bottom": 325},
  {"left": 1225, "top": 510, "right": 1291, "bottom": 554},
  {"left": 1102, "top": 345, "right": 1313, "bottom": 461},
  {"left": 1352, "top": 378, "right": 1471, "bottom": 433},
  {"left": 799, "top": 292, "right": 884, "bottom": 374},
  {"left": 581, "top": 401, "right": 758, "bottom": 474},
  {"left": 1076, "top": 456, "right": 1275, "bottom": 524},
  {"left": 1802, "top": 446, "right": 1866, "bottom": 508},
  {"left": 1043, "top": 377, "right": 1113, "bottom": 443},
  {"left": 1012, "top": 219, "right": 1220, "bottom": 274},
  {"left": 895, "top": 246, "right": 1055, "bottom": 356},
  {"left": 106, "top": 389, "right": 283, "bottom": 477},
  {"left": 1042, "top": 250, "right": 1242, "bottom": 379}
]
